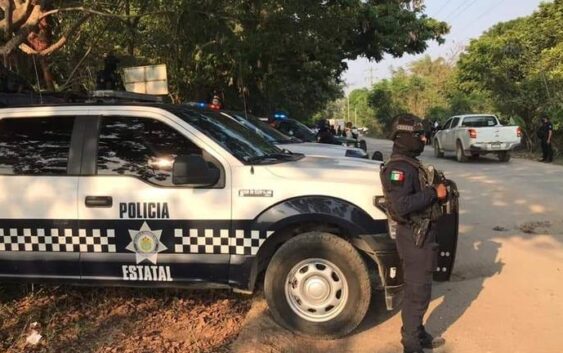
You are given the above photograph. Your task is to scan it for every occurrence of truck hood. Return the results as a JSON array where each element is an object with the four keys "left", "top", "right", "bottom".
[
  {"left": 277, "top": 142, "right": 367, "bottom": 158},
  {"left": 265, "top": 155, "right": 381, "bottom": 183}
]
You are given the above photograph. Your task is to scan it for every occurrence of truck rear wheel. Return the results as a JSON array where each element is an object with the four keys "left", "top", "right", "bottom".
[
  {"left": 264, "top": 232, "right": 371, "bottom": 338},
  {"left": 456, "top": 141, "right": 467, "bottom": 162},
  {"left": 498, "top": 151, "right": 511, "bottom": 162}
]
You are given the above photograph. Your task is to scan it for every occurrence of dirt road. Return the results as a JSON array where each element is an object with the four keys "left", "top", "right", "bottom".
[{"left": 232, "top": 138, "right": 563, "bottom": 353}]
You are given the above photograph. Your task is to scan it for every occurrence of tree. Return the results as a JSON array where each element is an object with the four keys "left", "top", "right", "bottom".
[
  {"left": 2, "top": 0, "right": 449, "bottom": 120},
  {"left": 457, "top": 0, "right": 563, "bottom": 150}
]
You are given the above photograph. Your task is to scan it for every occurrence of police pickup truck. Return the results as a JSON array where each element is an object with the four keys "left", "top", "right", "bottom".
[
  {"left": 218, "top": 109, "right": 370, "bottom": 159},
  {"left": 0, "top": 96, "right": 458, "bottom": 338}
]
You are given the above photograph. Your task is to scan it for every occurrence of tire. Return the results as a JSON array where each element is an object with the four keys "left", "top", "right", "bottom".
[
  {"left": 471, "top": 153, "right": 480, "bottom": 159},
  {"left": 434, "top": 139, "right": 444, "bottom": 158},
  {"left": 456, "top": 141, "right": 467, "bottom": 162},
  {"left": 264, "top": 232, "right": 371, "bottom": 338},
  {"left": 498, "top": 151, "right": 511, "bottom": 162}
]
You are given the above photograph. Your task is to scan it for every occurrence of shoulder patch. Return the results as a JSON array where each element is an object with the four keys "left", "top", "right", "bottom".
[{"left": 389, "top": 169, "right": 405, "bottom": 184}]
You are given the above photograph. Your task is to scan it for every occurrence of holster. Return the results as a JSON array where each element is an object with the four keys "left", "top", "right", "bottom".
[{"left": 411, "top": 218, "right": 431, "bottom": 248}]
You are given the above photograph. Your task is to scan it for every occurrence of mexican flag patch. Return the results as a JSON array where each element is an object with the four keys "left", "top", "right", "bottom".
[{"left": 390, "top": 170, "right": 405, "bottom": 184}]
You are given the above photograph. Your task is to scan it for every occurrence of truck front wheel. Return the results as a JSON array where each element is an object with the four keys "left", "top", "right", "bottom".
[
  {"left": 264, "top": 232, "right": 371, "bottom": 338},
  {"left": 434, "top": 140, "right": 444, "bottom": 158}
]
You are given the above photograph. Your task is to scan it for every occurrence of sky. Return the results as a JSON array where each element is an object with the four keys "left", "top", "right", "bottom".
[{"left": 343, "top": 0, "right": 548, "bottom": 94}]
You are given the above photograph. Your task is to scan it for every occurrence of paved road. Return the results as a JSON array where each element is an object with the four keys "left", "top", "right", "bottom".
[{"left": 233, "top": 138, "right": 563, "bottom": 353}]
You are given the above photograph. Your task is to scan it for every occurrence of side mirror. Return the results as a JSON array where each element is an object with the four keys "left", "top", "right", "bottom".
[
  {"left": 173, "top": 154, "right": 220, "bottom": 186},
  {"left": 372, "top": 151, "right": 384, "bottom": 161}
]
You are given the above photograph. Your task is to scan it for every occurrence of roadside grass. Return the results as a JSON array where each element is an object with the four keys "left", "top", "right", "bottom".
[
  {"left": 0, "top": 284, "right": 252, "bottom": 353},
  {"left": 512, "top": 150, "right": 563, "bottom": 166}
]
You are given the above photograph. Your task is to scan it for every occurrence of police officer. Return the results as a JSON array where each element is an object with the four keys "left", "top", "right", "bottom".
[
  {"left": 538, "top": 113, "right": 554, "bottom": 162},
  {"left": 96, "top": 53, "right": 124, "bottom": 91},
  {"left": 380, "top": 114, "right": 447, "bottom": 353}
]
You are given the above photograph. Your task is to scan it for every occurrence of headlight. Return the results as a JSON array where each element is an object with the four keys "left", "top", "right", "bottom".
[{"left": 345, "top": 149, "right": 368, "bottom": 158}]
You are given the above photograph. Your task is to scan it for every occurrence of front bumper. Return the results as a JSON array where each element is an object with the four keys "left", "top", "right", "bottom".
[{"left": 352, "top": 234, "right": 404, "bottom": 311}]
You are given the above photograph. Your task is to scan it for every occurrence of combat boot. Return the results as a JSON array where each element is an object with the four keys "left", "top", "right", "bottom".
[{"left": 418, "top": 326, "right": 445, "bottom": 349}]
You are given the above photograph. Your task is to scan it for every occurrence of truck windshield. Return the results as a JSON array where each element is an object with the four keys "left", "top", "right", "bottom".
[
  {"left": 223, "top": 111, "right": 299, "bottom": 144},
  {"left": 169, "top": 106, "right": 294, "bottom": 163},
  {"left": 276, "top": 119, "right": 317, "bottom": 142},
  {"left": 461, "top": 116, "right": 498, "bottom": 127}
]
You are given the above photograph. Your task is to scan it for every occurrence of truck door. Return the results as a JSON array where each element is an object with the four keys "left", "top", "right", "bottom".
[
  {"left": 77, "top": 114, "right": 231, "bottom": 285},
  {"left": 0, "top": 116, "right": 80, "bottom": 280},
  {"left": 444, "top": 117, "right": 460, "bottom": 150}
]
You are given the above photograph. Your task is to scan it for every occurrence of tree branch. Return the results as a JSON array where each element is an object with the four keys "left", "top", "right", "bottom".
[
  {"left": 19, "top": 13, "right": 90, "bottom": 56},
  {"left": 60, "top": 45, "right": 92, "bottom": 91},
  {"left": 39, "top": 7, "right": 174, "bottom": 21},
  {"left": 0, "top": 0, "right": 33, "bottom": 32}
]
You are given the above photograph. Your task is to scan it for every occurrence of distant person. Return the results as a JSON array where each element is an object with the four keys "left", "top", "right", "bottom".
[
  {"left": 336, "top": 125, "right": 342, "bottom": 136},
  {"left": 209, "top": 94, "right": 223, "bottom": 110},
  {"left": 96, "top": 53, "right": 124, "bottom": 90},
  {"left": 537, "top": 113, "right": 554, "bottom": 162},
  {"left": 317, "top": 119, "right": 339, "bottom": 144},
  {"left": 351, "top": 126, "right": 359, "bottom": 139},
  {"left": 330, "top": 125, "right": 337, "bottom": 135}
]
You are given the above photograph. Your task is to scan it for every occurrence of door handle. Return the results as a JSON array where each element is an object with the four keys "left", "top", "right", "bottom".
[{"left": 85, "top": 196, "right": 113, "bottom": 208}]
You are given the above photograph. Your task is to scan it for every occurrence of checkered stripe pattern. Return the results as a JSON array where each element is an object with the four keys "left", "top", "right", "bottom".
[
  {"left": 0, "top": 228, "right": 116, "bottom": 253},
  {"left": 174, "top": 229, "right": 274, "bottom": 255}
]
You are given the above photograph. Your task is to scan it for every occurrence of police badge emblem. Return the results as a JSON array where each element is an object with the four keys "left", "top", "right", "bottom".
[{"left": 125, "top": 222, "right": 167, "bottom": 264}]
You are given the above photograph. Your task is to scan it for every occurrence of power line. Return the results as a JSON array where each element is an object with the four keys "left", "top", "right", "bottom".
[
  {"left": 432, "top": 1, "right": 453, "bottom": 18},
  {"left": 458, "top": 0, "right": 508, "bottom": 37},
  {"left": 470, "top": 0, "right": 508, "bottom": 26},
  {"left": 444, "top": 1, "right": 469, "bottom": 21},
  {"left": 447, "top": 0, "right": 480, "bottom": 22}
]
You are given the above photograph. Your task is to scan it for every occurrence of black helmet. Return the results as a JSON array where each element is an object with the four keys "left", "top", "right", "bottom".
[
  {"left": 391, "top": 114, "right": 426, "bottom": 157},
  {"left": 390, "top": 113, "right": 425, "bottom": 140}
]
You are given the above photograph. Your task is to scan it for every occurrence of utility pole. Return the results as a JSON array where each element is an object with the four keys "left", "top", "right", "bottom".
[
  {"left": 354, "top": 107, "right": 357, "bottom": 127},
  {"left": 347, "top": 94, "right": 350, "bottom": 122},
  {"left": 365, "top": 67, "right": 376, "bottom": 87}
]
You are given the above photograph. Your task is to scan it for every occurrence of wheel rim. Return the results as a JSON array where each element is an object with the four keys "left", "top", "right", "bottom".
[{"left": 285, "top": 258, "right": 349, "bottom": 323}]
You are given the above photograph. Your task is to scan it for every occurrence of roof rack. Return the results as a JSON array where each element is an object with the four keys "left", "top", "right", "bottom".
[{"left": 87, "top": 90, "right": 164, "bottom": 103}]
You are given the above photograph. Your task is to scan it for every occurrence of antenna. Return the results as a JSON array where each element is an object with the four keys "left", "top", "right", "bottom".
[{"left": 32, "top": 55, "right": 43, "bottom": 104}]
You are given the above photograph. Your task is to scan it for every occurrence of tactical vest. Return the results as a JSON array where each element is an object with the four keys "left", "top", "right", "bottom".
[{"left": 380, "top": 156, "right": 443, "bottom": 227}]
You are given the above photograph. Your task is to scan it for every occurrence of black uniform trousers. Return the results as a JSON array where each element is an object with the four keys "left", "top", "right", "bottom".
[
  {"left": 541, "top": 139, "right": 553, "bottom": 162},
  {"left": 395, "top": 223, "right": 438, "bottom": 350}
]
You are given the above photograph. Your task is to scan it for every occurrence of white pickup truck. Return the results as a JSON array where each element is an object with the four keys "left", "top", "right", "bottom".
[{"left": 433, "top": 114, "right": 521, "bottom": 162}]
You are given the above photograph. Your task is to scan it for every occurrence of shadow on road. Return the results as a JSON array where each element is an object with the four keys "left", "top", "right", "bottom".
[{"left": 426, "top": 239, "right": 504, "bottom": 337}]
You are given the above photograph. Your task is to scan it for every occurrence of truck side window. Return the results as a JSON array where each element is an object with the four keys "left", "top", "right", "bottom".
[
  {"left": 442, "top": 119, "right": 452, "bottom": 130},
  {"left": 96, "top": 116, "right": 202, "bottom": 187},
  {"left": 0, "top": 117, "right": 75, "bottom": 175},
  {"left": 451, "top": 118, "right": 460, "bottom": 128}
]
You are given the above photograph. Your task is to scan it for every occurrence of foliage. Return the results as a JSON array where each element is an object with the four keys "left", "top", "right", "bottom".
[
  {"left": 364, "top": 55, "right": 491, "bottom": 131},
  {"left": 1, "top": 0, "right": 448, "bottom": 119},
  {"left": 345, "top": 0, "right": 561, "bottom": 153},
  {"left": 457, "top": 0, "right": 563, "bottom": 149}
]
